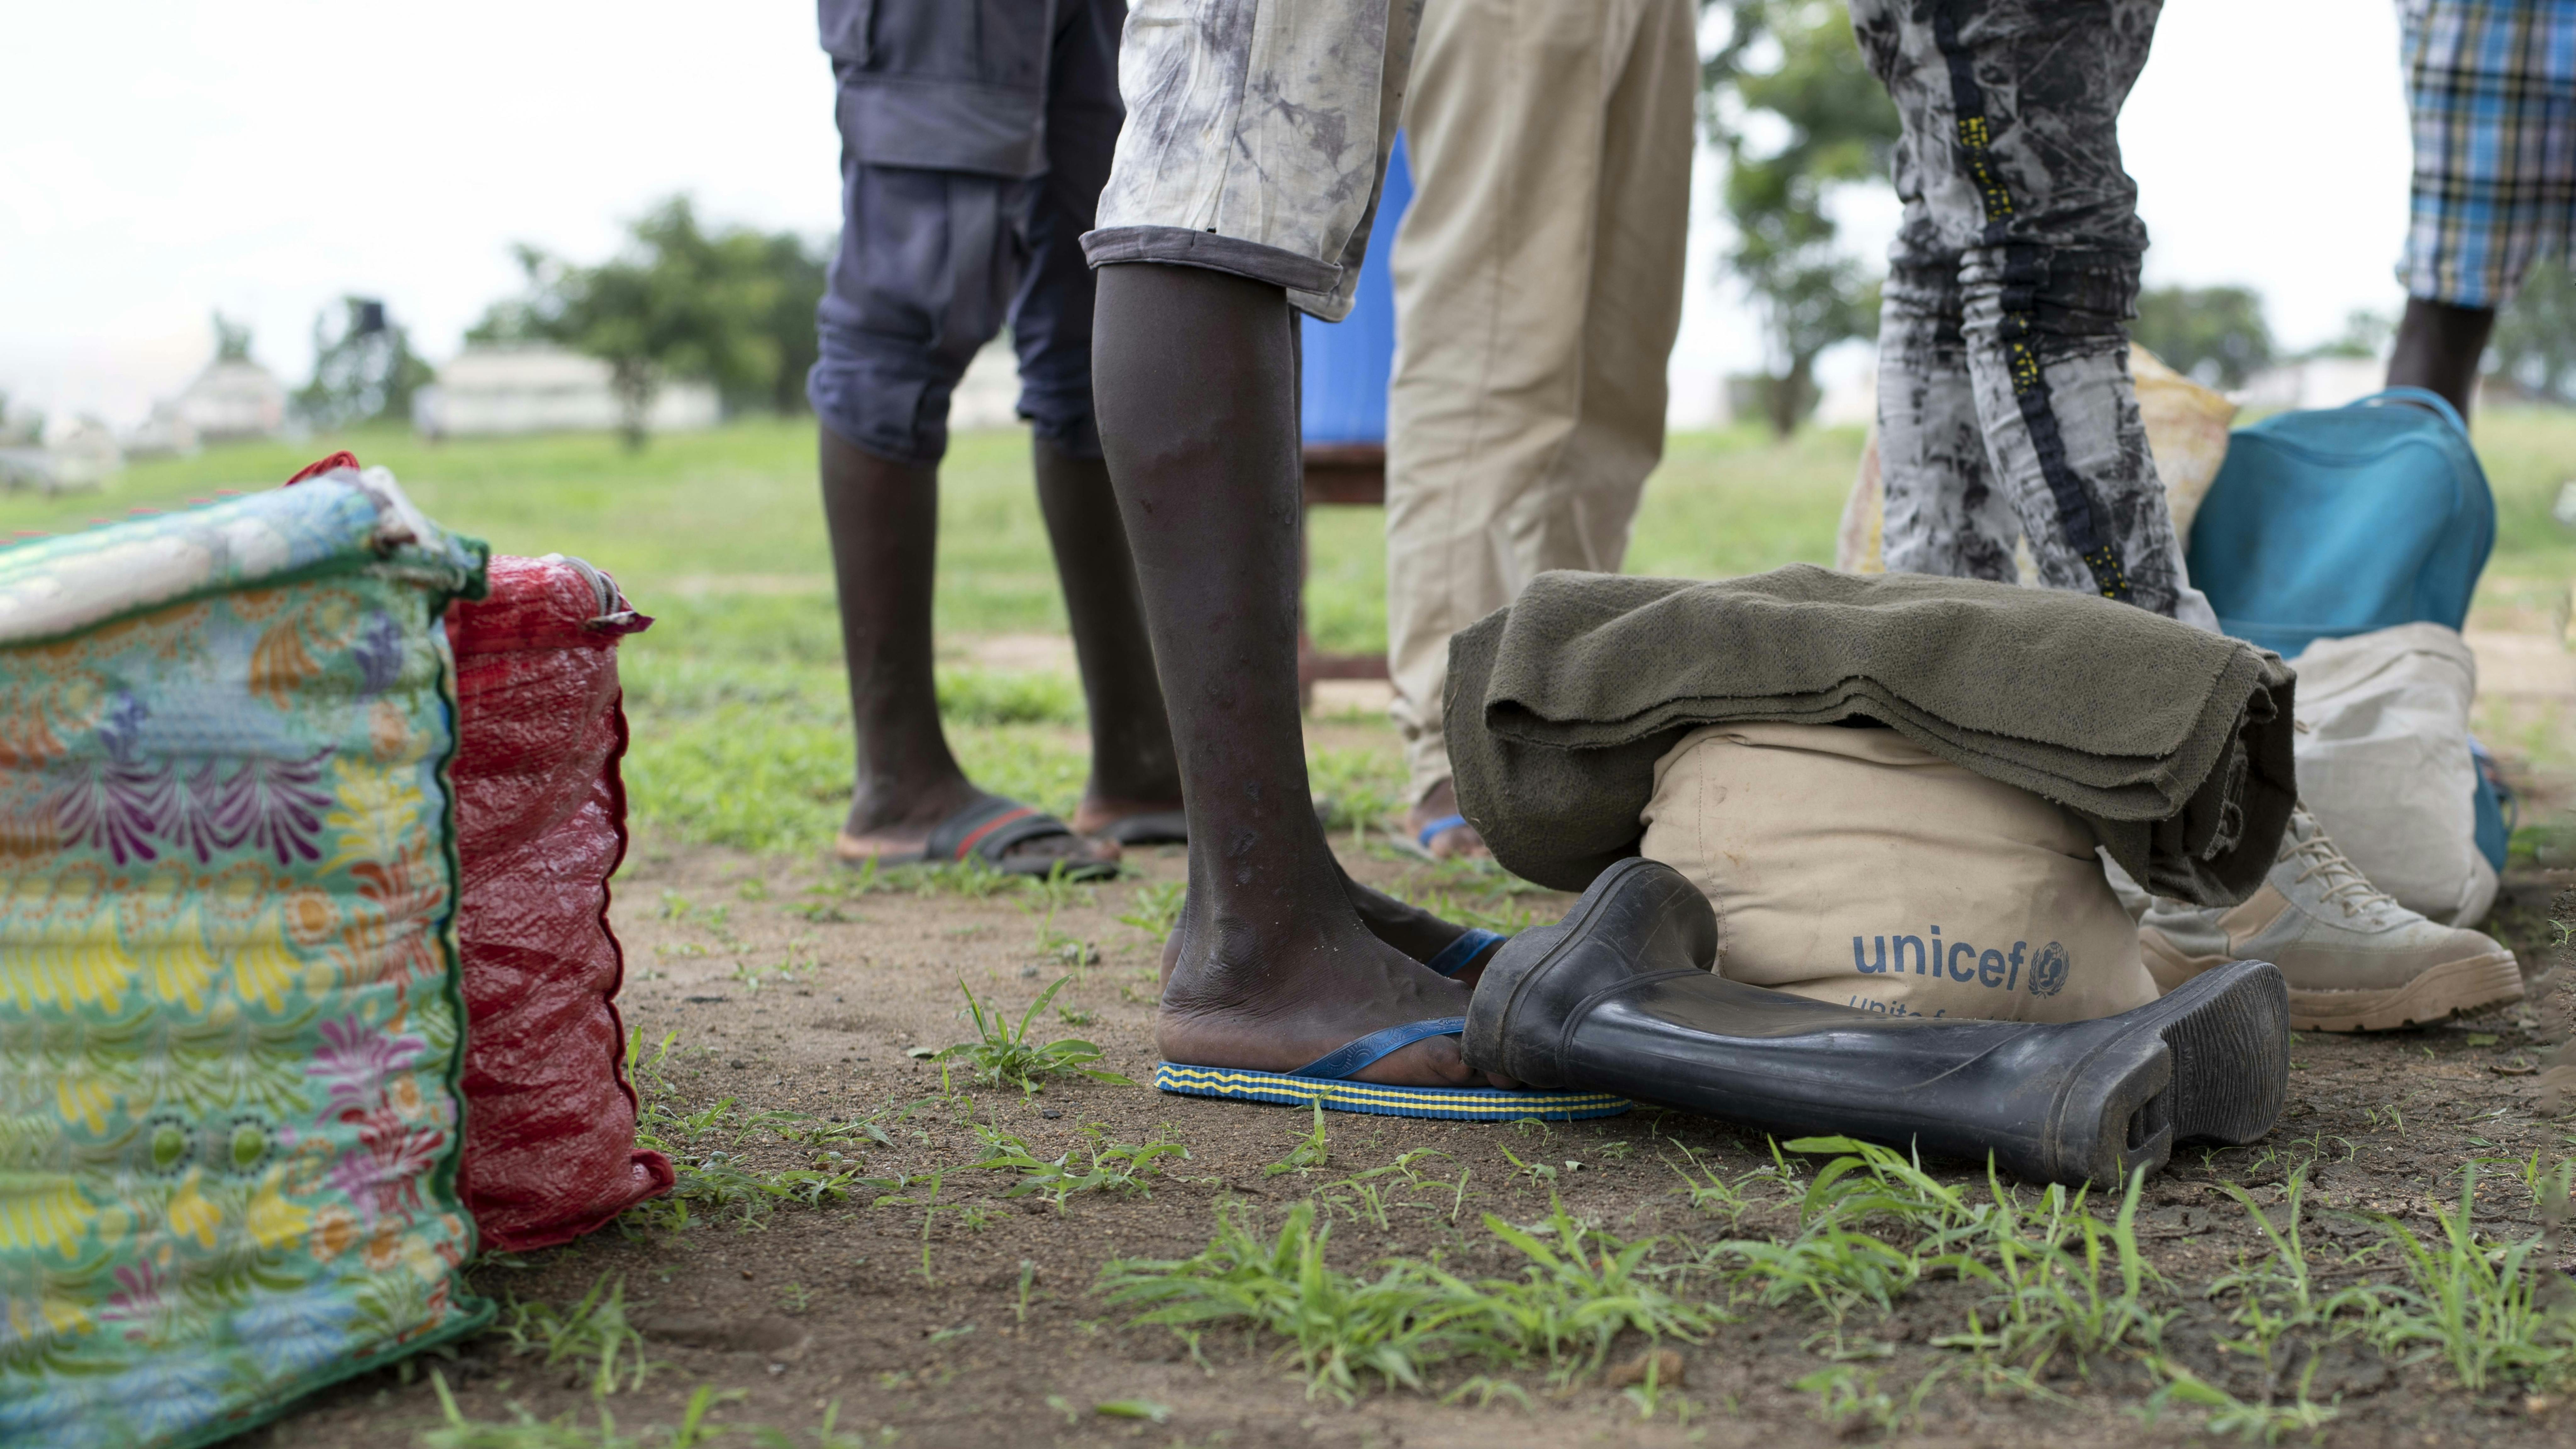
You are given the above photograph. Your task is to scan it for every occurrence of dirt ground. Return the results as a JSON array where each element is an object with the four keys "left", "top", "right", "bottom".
[{"left": 250, "top": 773, "right": 2575, "bottom": 1448}]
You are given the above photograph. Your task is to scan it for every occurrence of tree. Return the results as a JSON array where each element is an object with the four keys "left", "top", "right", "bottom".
[
  {"left": 297, "top": 297, "right": 435, "bottom": 429},
  {"left": 1702, "top": 0, "right": 1901, "bottom": 438},
  {"left": 2130, "top": 285, "right": 2274, "bottom": 389},
  {"left": 2485, "top": 261, "right": 2576, "bottom": 404},
  {"left": 212, "top": 312, "right": 255, "bottom": 363},
  {"left": 470, "top": 196, "right": 830, "bottom": 447},
  {"left": 2305, "top": 308, "right": 2391, "bottom": 361}
]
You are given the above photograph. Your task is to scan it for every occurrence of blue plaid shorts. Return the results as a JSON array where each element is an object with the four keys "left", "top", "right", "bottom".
[{"left": 2399, "top": 0, "right": 2576, "bottom": 308}]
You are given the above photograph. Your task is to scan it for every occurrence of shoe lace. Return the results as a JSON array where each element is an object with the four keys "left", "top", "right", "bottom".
[{"left": 2280, "top": 811, "right": 2396, "bottom": 918}]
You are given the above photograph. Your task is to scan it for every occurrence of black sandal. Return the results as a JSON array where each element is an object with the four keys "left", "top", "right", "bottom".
[{"left": 836, "top": 794, "right": 1121, "bottom": 880}]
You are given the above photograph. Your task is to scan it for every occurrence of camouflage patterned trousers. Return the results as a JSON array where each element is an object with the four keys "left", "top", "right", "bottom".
[{"left": 1852, "top": 0, "right": 2214, "bottom": 627}]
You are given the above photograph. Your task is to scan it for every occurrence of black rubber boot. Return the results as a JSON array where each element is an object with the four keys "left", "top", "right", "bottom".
[{"left": 1463, "top": 859, "right": 2288, "bottom": 1186}]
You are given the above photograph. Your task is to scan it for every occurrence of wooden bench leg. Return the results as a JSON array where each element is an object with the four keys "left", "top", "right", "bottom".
[{"left": 1297, "top": 442, "right": 1391, "bottom": 713}]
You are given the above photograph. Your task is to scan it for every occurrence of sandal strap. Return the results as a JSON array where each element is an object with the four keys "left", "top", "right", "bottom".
[
  {"left": 924, "top": 795, "right": 1058, "bottom": 863},
  {"left": 1416, "top": 813, "right": 1469, "bottom": 850},
  {"left": 1290, "top": 1017, "right": 1468, "bottom": 1080},
  {"left": 1423, "top": 929, "right": 1506, "bottom": 978}
]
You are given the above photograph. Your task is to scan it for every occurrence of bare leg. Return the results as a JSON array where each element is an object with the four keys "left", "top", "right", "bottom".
[
  {"left": 1092, "top": 263, "right": 1499, "bottom": 1085},
  {"left": 2385, "top": 297, "right": 2495, "bottom": 422},
  {"left": 821, "top": 426, "right": 1109, "bottom": 869},
  {"left": 1029, "top": 435, "right": 1185, "bottom": 833}
]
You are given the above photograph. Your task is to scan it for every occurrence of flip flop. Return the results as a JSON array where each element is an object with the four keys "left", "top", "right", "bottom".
[
  {"left": 836, "top": 793, "right": 1120, "bottom": 881},
  {"left": 1424, "top": 928, "right": 1507, "bottom": 978},
  {"left": 1092, "top": 809, "right": 1188, "bottom": 846},
  {"left": 1397, "top": 812, "right": 1479, "bottom": 861},
  {"left": 1154, "top": 1018, "right": 1629, "bottom": 1121}
]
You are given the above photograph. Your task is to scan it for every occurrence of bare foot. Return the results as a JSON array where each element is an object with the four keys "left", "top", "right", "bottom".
[
  {"left": 1342, "top": 874, "right": 1500, "bottom": 990},
  {"left": 1158, "top": 908, "right": 1511, "bottom": 1087},
  {"left": 1069, "top": 794, "right": 1188, "bottom": 842},
  {"left": 1156, "top": 869, "right": 1501, "bottom": 990},
  {"left": 1406, "top": 778, "right": 1489, "bottom": 860}
]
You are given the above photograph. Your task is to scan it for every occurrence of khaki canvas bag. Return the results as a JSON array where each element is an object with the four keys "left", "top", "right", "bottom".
[{"left": 1639, "top": 723, "right": 2158, "bottom": 1022}]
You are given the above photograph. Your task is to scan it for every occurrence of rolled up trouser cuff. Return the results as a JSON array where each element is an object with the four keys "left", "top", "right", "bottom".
[
  {"left": 1082, "top": 225, "right": 1343, "bottom": 300},
  {"left": 809, "top": 344, "right": 950, "bottom": 468}
]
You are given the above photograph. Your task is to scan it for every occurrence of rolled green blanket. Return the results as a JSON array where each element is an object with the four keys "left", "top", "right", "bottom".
[{"left": 1444, "top": 565, "right": 2296, "bottom": 907}]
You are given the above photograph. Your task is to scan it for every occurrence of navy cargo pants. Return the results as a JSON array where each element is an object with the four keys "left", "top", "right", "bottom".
[{"left": 808, "top": 0, "right": 1124, "bottom": 466}]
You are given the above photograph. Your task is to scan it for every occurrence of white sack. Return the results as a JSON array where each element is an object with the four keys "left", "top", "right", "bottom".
[{"left": 2289, "top": 623, "right": 2496, "bottom": 927}]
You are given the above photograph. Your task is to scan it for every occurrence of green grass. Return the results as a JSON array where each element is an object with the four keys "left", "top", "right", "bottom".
[
  {"left": 1100, "top": 1195, "right": 1718, "bottom": 1403},
  {"left": 935, "top": 976, "right": 1133, "bottom": 1095},
  {"left": 15, "top": 414, "right": 2567, "bottom": 860},
  {"left": 2359, "top": 1165, "right": 2576, "bottom": 1391},
  {"left": 422, "top": 1377, "right": 887, "bottom": 1448},
  {"left": 490, "top": 1275, "right": 657, "bottom": 1399},
  {"left": 615, "top": 1031, "right": 874, "bottom": 1234},
  {"left": 968, "top": 1123, "right": 1191, "bottom": 1207}
]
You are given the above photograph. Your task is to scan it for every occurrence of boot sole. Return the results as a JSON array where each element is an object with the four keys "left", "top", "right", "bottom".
[
  {"left": 2109, "top": 957, "right": 2289, "bottom": 1156},
  {"left": 2144, "top": 936, "right": 2523, "bottom": 1033},
  {"left": 2285, "top": 951, "right": 2523, "bottom": 1033}
]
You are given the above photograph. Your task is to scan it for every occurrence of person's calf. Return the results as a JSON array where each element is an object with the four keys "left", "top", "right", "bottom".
[
  {"left": 2385, "top": 297, "right": 2495, "bottom": 422},
  {"left": 1091, "top": 263, "right": 1504, "bottom": 1086},
  {"left": 820, "top": 429, "right": 1117, "bottom": 874},
  {"left": 1031, "top": 434, "right": 1183, "bottom": 816}
]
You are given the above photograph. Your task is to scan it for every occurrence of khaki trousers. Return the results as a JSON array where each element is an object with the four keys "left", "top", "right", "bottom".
[{"left": 1383, "top": 0, "right": 1698, "bottom": 804}]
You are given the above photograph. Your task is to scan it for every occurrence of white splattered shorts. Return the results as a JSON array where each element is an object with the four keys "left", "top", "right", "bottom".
[{"left": 1078, "top": 0, "right": 1425, "bottom": 321}]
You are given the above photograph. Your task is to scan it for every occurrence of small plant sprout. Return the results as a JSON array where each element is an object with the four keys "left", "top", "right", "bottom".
[
  {"left": 2204, "top": 1164, "right": 2384, "bottom": 1407},
  {"left": 728, "top": 948, "right": 816, "bottom": 993},
  {"left": 1796, "top": 1363, "right": 1950, "bottom": 1438},
  {"left": 1016, "top": 874, "right": 1101, "bottom": 965},
  {"left": 872, "top": 1170, "right": 952, "bottom": 1284},
  {"left": 1938, "top": 1165, "right": 2170, "bottom": 1379},
  {"left": 2358, "top": 1165, "right": 2576, "bottom": 1391},
  {"left": 1116, "top": 880, "right": 1185, "bottom": 945},
  {"left": 492, "top": 1274, "right": 658, "bottom": 1398},
  {"left": 969, "top": 1123, "right": 1190, "bottom": 1206},
  {"left": 2138, "top": 1357, "right": 2340, "bottom": 1444},
  {"left": 937, "top": 976, "right": 1135, "bottom": 1094},
  {"left": 1263, "top": 1101, "right": 1330, "bottom": 1177}
]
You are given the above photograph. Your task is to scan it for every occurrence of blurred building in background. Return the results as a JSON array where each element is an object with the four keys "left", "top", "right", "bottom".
[
  {"left": 411, "top": 345, "right": 718, "bottom": 438},
  {"left": 171, "top": 356, "right": 289, "bottom": 443},
  {"left": 0, "top": 413, "right": 121, "bottom": 493},
  {"left": 2232, "top": 354, "right": 2396, "bottom": 412}
]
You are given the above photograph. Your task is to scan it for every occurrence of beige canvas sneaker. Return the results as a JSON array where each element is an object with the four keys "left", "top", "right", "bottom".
[{"left": 2138, "top": 805, "right": 2522, "bottom": 1032}]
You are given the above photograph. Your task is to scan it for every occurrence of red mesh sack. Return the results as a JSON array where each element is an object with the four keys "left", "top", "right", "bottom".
[{"left": 447, "top": 553, "right": 673, "bottom": 1250}]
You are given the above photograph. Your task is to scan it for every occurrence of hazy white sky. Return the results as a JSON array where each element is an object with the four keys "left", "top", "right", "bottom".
[{"left": 3, "top": 1, "right": 2412, "bottom": 428}]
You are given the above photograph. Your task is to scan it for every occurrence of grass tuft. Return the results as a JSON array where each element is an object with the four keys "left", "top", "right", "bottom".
[
  {"left": 938, "top": 976, "right": 1135, "bottom": 1094},
  {"left": 491, "top": 1275, "right": 656, "bottom": 1398},
  {"left": 2359, "top": 1164, "right": 2576, "bottom": 1391},
  {"left": 1101, "top": 1194, "right": 1717, "bottom": 1402},
  {"left": 969, "top": 1123, "right": 1191, "bottom": 1206}
]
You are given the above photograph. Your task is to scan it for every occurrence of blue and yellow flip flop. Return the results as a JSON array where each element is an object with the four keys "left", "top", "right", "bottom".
[{"left": 1154, "top": 1017, "right": 1630, "bottom": 1121}]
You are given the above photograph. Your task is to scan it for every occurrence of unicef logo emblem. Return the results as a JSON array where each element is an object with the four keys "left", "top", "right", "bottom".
[{"left": 2027, "top": 942, "right": 2070, "bottom": 997}]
